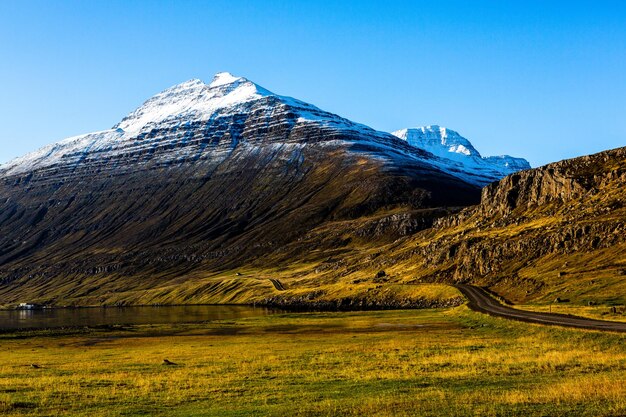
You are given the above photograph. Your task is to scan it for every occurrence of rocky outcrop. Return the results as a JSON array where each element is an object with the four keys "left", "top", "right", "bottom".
[
  {"left": 402, "top": 146, "right": 626, "bottom": 301},
  {"left": 421, "top": 220, "right": 625, "bottom": 278},
  {"left": 354, "top": 208, "right": 463, "bottom": 238},
  {"left": 478, "top": 146, "right": 626, "bottom": 218}
]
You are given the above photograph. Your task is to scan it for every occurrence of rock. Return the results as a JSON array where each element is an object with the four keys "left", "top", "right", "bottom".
[{"left": 416, "top": 147, "right": 626, "bottom": 291}]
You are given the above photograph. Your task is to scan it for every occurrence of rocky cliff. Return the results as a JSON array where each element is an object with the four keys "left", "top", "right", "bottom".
[
  {"left": 396, "top": 146, "right": 626, "bottom": 304},
  {"left": 478, "top": 147, "right": 625, "bottom": 217}
]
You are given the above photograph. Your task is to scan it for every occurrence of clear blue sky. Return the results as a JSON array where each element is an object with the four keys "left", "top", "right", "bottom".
[{"left": 1, "top": 0, "right": 625, "bottom": 167}]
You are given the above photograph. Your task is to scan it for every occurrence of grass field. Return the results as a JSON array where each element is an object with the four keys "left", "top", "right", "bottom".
[
  {"left": 518, "top": 303, "right": 626, "bottom": 323},
  {"left": 1, "top": 307, "right": 625, "bottom": 416}
]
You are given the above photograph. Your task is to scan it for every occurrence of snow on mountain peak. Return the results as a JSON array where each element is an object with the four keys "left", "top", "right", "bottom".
[
  {"left": 391, "top": 125, "right": 530, "bottom": 183},
  {"left": 114, "top": 72, "right": 274, "bottom": 133},
  {"left": 209, "top": 72, "right": 242, "bottom": 87},
  {"left": 392, "top": 125, "right": 481, "bottom": 160},
  {"left": 0, "top": 72, "right": 375, "bottom": 177},
  {"left": 0, "top": 73, "right": 529, "bottom": 187}
]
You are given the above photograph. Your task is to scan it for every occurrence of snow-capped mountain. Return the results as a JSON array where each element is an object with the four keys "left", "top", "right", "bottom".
[
  {"left": 392, "top": 126, "right": 481, "bottom": 160},
  {"left": 1, "top": 74, "right": 528, "bottom": 188},
  {"left": 392, "top": 125, "right": 530, "bottom": 184},
  {"left": 0, "top": 73, "right": 485, "bottom": 304},
  {"left": 1, "top": 72, "right": 393, "bottom": 178}
]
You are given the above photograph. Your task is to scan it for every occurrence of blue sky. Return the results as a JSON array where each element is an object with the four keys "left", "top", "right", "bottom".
[{"left": 0, "top": 0, "right": 624, "bottom": 167}]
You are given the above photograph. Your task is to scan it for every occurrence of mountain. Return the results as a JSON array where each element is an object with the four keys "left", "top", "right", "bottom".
[
  {"left": 1, "top": 72, "right": 617, "bottom": 312},
  {"left": 392, "top": 125, "right": 530, "bottom": 186},
  {"left": 353, "top": 145, "right": 626, "bottom": 307},
  {"left": 256, "top": 145, "right": 624, "bottom": 310},
  {"left": 0, "top": 72, "right": 485, "bottom": 306}
]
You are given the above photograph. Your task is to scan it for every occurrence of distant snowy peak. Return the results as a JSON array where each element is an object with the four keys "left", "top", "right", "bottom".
[
  {"left": 392, "top": 125, "right": 530, "bottom": 181},
  {"left": 114, "top": 72, "right": 273, "bottom": 133},
  {"left": 392, "top": 125, "right": 481, "bottom": 160}
]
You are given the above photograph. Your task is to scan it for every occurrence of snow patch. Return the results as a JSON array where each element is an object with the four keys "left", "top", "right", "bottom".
[{"left": 210, "top": 72, "right": 242, "bottom": 87}]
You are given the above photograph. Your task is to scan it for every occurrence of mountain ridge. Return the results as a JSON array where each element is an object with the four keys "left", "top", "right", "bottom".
[{"left": 1, "top": 73, "right": 528, "bottom": 188}]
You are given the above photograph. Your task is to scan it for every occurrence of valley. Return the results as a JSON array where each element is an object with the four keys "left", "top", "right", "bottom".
[{"left": 2, "top": 3, "right": 625, "bottom": 416}]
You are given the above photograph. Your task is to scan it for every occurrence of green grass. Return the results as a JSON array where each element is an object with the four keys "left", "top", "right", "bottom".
[{"left": 0, "top": 307, "right": 625, "bottom": 416}]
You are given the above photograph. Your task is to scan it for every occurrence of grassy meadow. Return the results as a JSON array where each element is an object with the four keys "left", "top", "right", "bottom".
[{"left": 0, "top": 306, "right": 625, "bottom": 416}]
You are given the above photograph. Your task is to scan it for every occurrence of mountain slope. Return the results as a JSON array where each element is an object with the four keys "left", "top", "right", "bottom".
[
  {"left": 344, "top": 146, "right": 626, "bottom": 308},
  {"left": 0, "top": 73, "right": 481, "bottom": 306}
]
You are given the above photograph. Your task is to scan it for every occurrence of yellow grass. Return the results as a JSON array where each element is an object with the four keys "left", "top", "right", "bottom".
[{"left": 0, "top": 307, "right": 625, "bottom": 416}]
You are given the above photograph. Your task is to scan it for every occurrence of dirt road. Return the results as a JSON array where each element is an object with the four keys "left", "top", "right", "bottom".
[
  {"left": 456, "top": 284, "right": 626, "bottom": 333},
  {"left": 269, "top": 279, "right": 286, "bottom": 291}
]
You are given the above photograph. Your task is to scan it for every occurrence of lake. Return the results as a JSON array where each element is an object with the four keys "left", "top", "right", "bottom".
[{"left": 0, "top": 305, "right": 281, "bottom": 330}]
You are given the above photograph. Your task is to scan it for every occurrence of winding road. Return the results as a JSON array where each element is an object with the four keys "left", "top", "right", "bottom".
[
  {"left": 456, "top": 284, "right": 626, "bottom": 333},
  {"left": 269, "top": 279, "right": 286, "bottom": 291}
]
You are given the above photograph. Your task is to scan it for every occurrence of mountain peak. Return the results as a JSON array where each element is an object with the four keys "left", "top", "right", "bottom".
[
  {"left": 174, "top": 78, "right": 205, "bottom": 87},
  {"left": 392, "top": 125, "right": 481, "bottom": 159},
  {"left": 392, "top": 125, "right": 530, "bottom": 183},
  {"left": 114, "top": 72, "right": 274, "bottom": 133},
  {"left": 209, "top": 72, "right": 243, "bottom": 87}
]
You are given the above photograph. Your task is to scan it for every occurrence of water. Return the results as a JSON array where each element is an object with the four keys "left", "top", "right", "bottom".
[{"left": 0, "top": 305, "right": 280, "bottom": 330}]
